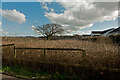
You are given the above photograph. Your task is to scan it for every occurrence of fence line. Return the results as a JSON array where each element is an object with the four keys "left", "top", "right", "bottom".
[
  {"left": 2, "top": 44, "right": 120, "bottom": 72},
  {"left": 15, "top": 47, "right": 86, "bottom": 63},
  {"left": 2, "top": 44, "right": 86, "bottom": 66}
]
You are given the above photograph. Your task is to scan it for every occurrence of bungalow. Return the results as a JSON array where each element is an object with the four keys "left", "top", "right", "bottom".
[
  {"left": 107, "top": 27, "right": 120, "bottom": 35},
  {"left": 91, "top": 27, "right": 120, "bottom": 36}
]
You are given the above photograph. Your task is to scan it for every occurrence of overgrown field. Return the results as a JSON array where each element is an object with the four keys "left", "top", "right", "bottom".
[
  {"left": 1, "top": 35, "right": 120, "bottom": 79},
  {"left": 2, "top": 36, "right": 120, "bottom": 80}
]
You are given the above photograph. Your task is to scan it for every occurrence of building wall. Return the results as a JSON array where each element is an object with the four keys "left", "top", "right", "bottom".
[{"left": 91, "top": 33, "right": 101, "bottom": 36}]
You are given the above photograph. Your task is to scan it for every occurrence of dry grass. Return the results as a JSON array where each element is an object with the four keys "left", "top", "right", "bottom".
[{"left": 2, "top": 37, "right": 120, "bottom": 69}]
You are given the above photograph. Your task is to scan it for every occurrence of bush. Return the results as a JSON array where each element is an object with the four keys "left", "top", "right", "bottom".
[
  {"left": 91, "top": 37, "right": 97, "bottom": 42},
  {"left": 109, "top": 34, "right": 120, "bottom": 45}
]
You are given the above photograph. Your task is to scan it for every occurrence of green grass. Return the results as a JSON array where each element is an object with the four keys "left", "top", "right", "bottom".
[{"left": 2, "top": 65, "right": 81, "bottom": 79}]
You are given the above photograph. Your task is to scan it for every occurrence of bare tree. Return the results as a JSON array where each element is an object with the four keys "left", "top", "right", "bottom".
[{"left": 32, "top": 23, "right": 64, "bottom": 40}]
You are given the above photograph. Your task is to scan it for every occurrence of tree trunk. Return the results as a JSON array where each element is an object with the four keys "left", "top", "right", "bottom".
[{"left": 46, "top": 36, "right": 51, "bottom": 40}]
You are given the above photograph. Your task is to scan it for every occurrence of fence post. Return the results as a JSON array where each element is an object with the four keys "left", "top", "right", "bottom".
[
  {"left": 82, "top": 50, "right": 86, "bottom": 67},
  {"left": 14, "top": 46, "right": 16, "bottom": 59},
  {"left": 44, "top": 48, "right": 46, "bottom": 59}
]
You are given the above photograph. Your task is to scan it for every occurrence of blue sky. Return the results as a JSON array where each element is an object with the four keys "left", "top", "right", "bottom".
[
  {"left": 2, "top": 2, "right": 51, "bottom": 36},
  {"left": 1, "top": 2, "right": 119, "bottom": 36},
  {"left": 2, "top": 0, "right": 39, "bottom": 2}
]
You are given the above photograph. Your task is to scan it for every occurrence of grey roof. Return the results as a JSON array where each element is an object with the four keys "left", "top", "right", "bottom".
[
  {"left": 109, "top": 27, "right": 120, "bottom": 34},
  {"left": 91, "top": 28, "right": 115, "bottom": 34}
]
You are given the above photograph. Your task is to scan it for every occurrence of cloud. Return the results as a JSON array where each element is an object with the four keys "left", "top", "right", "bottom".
[
  {"left": 51, "top": 8, "right": 54, "bottom": 12},
  {"left": 40, "top": 1, "right": 55, "bottom": 12},
  {"left": 0, "top": 22, "right": 1, "bottom": 26},
  {"left": 38, "top": 0, "right": 54, "bottom": 2},
  {"left": 0, "top": 29, "right": 8, "bottom": 36},
  {"left": 42, "top": 5, "right": 49, "bottom": 11},
  {"left": 32, "top": 25, "right": 36, "bottom": 30},
  {"left": 44, "top": 2, "right": 118, "bottom": 34},
  {"left": 32, "top": 25, "right": 43, "bottom": 36},
  {"left": 2, "top": 9, "right": 26, "bottom": 24},
  {"left": 32, "top": 25, "right": 40, "bottom": 33},
  {"left": 38, "top": 0, "right": 120, "bottom": 2}
]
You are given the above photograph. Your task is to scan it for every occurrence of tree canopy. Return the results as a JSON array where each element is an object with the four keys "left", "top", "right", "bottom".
[{"left": 32, "top": 23, "right": 64, "bottom": 39}]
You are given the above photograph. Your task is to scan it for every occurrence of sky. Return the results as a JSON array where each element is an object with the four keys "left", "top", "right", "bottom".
[{"left": 0, "top": 1, "right": 119, "bottom": 36}]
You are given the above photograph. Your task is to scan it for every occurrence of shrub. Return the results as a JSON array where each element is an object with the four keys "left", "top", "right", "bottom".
[{"left": 109, "top": 34, "right": 120, "bottom": 45}]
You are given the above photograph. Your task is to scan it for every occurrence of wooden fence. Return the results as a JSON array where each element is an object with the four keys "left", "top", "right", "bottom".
[{"left": 1, "top": 44, "right": 86, "bottom": 64}]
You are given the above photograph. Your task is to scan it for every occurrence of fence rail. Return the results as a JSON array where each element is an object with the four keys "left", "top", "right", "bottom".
[
  {"left": 0, "top": 44, "right": 14, "bottom": 47},
  {"left": 15, "top": 47, "right": 85, "bottom": 51}
]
